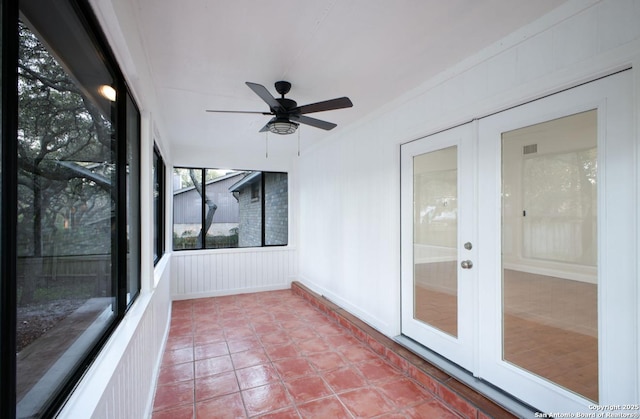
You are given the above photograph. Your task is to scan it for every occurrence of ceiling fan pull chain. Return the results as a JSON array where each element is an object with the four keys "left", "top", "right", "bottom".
[
  {"left": 297, "top": 126, "right": 300, "bottom": 157},
  {"left": 265, "top": 131, "right": 269, "bottom": 158}
]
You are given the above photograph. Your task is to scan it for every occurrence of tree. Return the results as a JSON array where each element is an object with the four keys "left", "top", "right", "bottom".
[
  {"left": 189, "top": 169, "right": 217, "bottom": 248},
  {"left": 17, "top": 21, "right": 114, "bottom": 304}
]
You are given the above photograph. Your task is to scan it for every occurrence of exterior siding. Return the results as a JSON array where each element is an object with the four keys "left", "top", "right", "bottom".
[
  {"left": 173, "top": 173, "right": 242, "bottom": 224},
  {"left": 172, "top": 188, "right": 202, "bottom": 224}
]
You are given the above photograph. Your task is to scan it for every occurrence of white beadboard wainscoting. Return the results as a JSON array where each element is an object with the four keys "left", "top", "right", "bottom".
[
  {"left": 57, "top": 256, "right": 172, "bottom": 419},
  {"left": 171, "top": 247, "right": 298, "bottom": 300}
]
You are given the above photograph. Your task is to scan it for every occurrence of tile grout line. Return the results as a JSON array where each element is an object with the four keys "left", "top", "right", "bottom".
[
  {"left": 291, "top": 281, "right": 520, "bottom": 419},
  {"left": 191, "top": 303, "right": 196, "bottom": 419},
  {"left": 291, "top": 282, "right": 477, "bottom": 418},
  {"left": 261, "top": 293, "right": 427, "bottom": 418},
  {"left": 155, "top": 290, "right": 466, "bottom": 418}
]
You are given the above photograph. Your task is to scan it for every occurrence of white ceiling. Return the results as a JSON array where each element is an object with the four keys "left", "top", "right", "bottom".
[{"left": 128, "top": 0, "right": 567, "bottom": 155}]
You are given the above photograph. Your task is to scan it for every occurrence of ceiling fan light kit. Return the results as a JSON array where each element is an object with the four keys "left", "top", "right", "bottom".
[
  {"left": 206, "top": 81, "right": 353, "bottom": 135},
  {"left": 268, "top": 118, "right": 299, "bottom": 135}
]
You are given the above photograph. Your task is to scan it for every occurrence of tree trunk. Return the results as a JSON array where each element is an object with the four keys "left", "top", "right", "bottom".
[
  {"left": 189, "top": 169, "right": 217, "bottom": 248},
  {"left": 20, "top": 175, "right": 42, "bottom": 305}
]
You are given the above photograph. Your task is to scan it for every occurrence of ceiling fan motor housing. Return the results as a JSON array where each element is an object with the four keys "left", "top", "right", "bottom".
[
  {"left": 275, "top": 98, "right": 297, "bottom": 113},
  {"left": 274, "top": 80, "right": 292, "bottom": 96}
]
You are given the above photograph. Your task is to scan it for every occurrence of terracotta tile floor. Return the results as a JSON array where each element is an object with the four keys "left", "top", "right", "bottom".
[{"left": 152, "top": 290, "right": 461, "bottom": 418}]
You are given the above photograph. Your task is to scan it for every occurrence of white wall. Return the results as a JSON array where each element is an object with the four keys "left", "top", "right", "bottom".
[{"left": 298, "top": 0, "right": 640, "bottom": 337}]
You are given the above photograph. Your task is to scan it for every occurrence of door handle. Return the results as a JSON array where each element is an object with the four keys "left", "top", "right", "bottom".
[{"left": 461, "top": 260, "right": 473, "bottom": 269}]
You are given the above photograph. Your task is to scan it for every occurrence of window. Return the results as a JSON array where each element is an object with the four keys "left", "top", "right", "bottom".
[
  {"left": 173, "top": 168, "right": 288, "bottom": 250},
  {"left": 126, "top": 92, "right": 141, "bottom": 305},
  {"left": 153, "top": 145, "right": 165, "bottom": 265},
  {"left": 251, "top": 182, "right": 259, "bottom": 201},
  {"left": 1, "top": 0, "right": 19, "bottom": 415},
  {"left": 0, "top": 0, "right": 141, "bottom": 416}
]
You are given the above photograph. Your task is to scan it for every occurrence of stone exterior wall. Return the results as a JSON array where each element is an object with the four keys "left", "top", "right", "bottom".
[
  {"left": 237, "top": 180, "right": 262, "bottom": 247},
  {"left": 264, "top": 172, "right": 288, "bottom": 246},
  {"left": 236, "top": 172, "right": 288, "bottom": 247}
]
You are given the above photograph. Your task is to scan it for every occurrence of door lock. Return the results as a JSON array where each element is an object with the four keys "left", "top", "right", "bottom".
[{"left": 461, "top": 260, "right": 473, "bottom": 269}]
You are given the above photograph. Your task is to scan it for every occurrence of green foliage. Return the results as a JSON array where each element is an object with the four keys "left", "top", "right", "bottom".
[
  {"left": 173, "top": 229, "right": 239, "bottom": 250},
  {"left": 206, "top": 233, "right": 239, "bottom": 249},
  {"left": 173, "top": 231, "right": 197, "bottom": 250},
  {"left": 17, "top": 277, "right": 97, "bottom": 304},
  {"left": 17, "top": 21, "right": 116, "bottom": 305}
]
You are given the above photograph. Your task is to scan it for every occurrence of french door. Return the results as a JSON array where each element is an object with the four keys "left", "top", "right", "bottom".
[
  {"left": 401, "top": 70, "right": 637, "bottom": 413},
  {"left": 401, "top": 123, "right": 477, "bottom": 372}
]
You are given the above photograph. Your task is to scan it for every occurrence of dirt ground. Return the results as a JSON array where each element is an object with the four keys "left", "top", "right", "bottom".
[{"left": 16, "top": 299, "right": 84, "bottom": 352}]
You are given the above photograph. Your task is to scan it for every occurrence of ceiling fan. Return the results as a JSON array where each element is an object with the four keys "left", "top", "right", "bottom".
[{"left": 206, "top": 81, "right": 353, "bottom": 135}]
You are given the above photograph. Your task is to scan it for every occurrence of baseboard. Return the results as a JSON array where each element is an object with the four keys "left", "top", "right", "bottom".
[{"left": 171, "top": 283, "right": 291, "bottom": 301}]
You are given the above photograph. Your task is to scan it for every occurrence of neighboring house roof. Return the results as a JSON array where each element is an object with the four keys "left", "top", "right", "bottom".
[
  {"left": 229, "top": 171, "right": 260, "bottom": 193},
  {"left": 173, "top": 171, "right": 246, "bottom": 195}
]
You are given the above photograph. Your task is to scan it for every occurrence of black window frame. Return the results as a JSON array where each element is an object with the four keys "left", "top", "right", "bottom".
[
  {"left": 0, "top": 0, "right": 141, "bottom": 416},
  {"left": 124, "top": 91, "right": 142, "bottom": 308},
  {"left": 153, "top": 144, "right": 165, "bottom": 265},
  {"left": 172, "top": 167, "right": 288, "bottom": 251},
  {"left": 1, "top": 0, "right": 20, "bottom": 417}
]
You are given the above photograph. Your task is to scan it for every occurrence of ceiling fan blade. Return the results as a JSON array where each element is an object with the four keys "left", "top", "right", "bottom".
[
  {"left": 292, "top": 97, "right": 353, "bottom": 115},
  {"left": 290, "top": 114, "right": 337, "bottom": 131},
  {"left": 206, "top": 109, "right": 271, "bottom": 115},
  {"left": 246, "top": 82, "right": 284, "bottom": 112}
]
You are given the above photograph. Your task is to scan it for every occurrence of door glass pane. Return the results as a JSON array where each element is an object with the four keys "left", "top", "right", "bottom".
[
  {"left": 502, "top": 110, "right": 598, "bottom": 402},
  {"left": 413, "top": 146, "right": 458, "bottom": 337}
]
